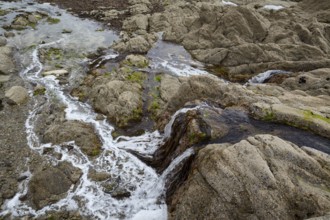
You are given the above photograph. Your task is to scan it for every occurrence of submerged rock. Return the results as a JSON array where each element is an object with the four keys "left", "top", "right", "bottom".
[
  {"left": 169, "top": 135, "right": 330, "bottom": 220},
  {"left": 5, "top": 86, "right": 29, "bottom": 105}
]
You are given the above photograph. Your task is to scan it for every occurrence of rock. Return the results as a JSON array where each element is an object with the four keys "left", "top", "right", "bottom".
[
  {"left": 91, "top": 80, "right": 142, "bottom": 127},
  {"left": 13, "top": 15, "right": 29, "bottom": 26},
  {"left": 169, "top": 135, "right": 330, "bottom": 220},
  {"left": 102, "top": 9, "right": 121, "bottom": 20},
  {"left": 110, "top": 187, "right": 131, "bottom": 199},
  {"left": 27, "top": 14, "right": 38, "bottom": 24},
  {"left": 129, "top": 0, "right": 151, "bottom": 15},
  {"left": 159, "top": 74, "right": 183, "bottom": 103},
  {"left": 0, "top": 75, "right": 11, "bottom": 83},
  {"left": 141, "top": 0, "right": 330, "bottom": 77},
  {"left": 42, "top": 69, "right": 69, "bottom": 77},
  {"left": 112, "top": 33, "right": 157, "bottom": 54},
  {"left": 88, "top": 169, "right": 112, "bottom": 182},
  {"left": 0, "top": 37, "right": 7, "bottom": 46},
  {"left": 0, "top": 46, "right": 16, "bottom": 75},
  {"left": 4, "top": 32, "right": 15, "bottom": 38},
  {"left": 279, "top": 68, "right": 330, "bottom": 96},
  {"left": 0, "top": 100, "right": 3, "bottom": 111},
  {"left": 123, "top": 14, "right": 149, "bottom": 34},
  {"left": 27, "top": 163, "right": 82, "bottom": 210},
  {"left": 123, "top": 54, "right": 149, "bottom": 68},
  {"left": 162, "top": 75, "right": 330, "bottom": 139},
  {"left": 307, "top": 213, "right": 330, "bottom": 220},
  {"left": 142, "top": 106, "right": 232, "bottom": 176},
  {"left": 43, "top": 121, "right": 102, "bottom": 157},
  {"left": 76, "top": 65, "right": 146, "bottom": 128},
  {"left": 5, "top": 86, "right": 29, "bottom": 105}
]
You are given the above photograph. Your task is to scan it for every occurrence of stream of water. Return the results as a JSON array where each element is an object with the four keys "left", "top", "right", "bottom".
[
  {"left": 0, "top": 1, "right": 207, "bottom": 219},
  {"left": 1, "top": 1, "right": 329, "bottom": 219}
]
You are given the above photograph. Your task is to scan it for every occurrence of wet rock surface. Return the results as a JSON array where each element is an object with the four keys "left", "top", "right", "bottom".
[{"left": 168, "top": 135, "right": 330, "bottom": 220}]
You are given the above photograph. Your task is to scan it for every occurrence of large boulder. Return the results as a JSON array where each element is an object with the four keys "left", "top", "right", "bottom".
[
  {"left": 43, "top": 121, "right": 102, "bottom": 156},
  {"left": 169, "top": 135, "right": 330, "bottom": 220},
  {"left": 5, "top": 86, "right": 29, "bottom": 105}
]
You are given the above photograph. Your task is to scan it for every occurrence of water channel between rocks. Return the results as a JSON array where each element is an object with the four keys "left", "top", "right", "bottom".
[{"left": 0, "top": 1, "right": 329, "bottom": 220}]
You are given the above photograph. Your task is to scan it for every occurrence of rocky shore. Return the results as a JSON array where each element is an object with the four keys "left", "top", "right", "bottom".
[{"left": 1, "top": 0, "right": 330, "bottom": 219}]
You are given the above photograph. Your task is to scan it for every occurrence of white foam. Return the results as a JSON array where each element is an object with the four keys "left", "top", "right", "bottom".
[
  {"left": 147, "top": 37, "right": 209, "bottom": 77},
  {"left": 156, "top": 60, "right": 209, "bottom": 77},
  {"left": 246, "top": 70, "right": 289, "bottom": 84},
  {"left": 222, "top": 0, "right": 238, "bottom": 6},
  {"left": 263, "top": 5, "right": 285, "bottom": 11},
  {"left": 164, "top": 103, "right": 209, "bottom": 139}
]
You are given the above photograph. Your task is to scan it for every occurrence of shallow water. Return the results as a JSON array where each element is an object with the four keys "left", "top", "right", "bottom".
[{"left": 147, "top": 34, "right": 209, "bottom": 77}]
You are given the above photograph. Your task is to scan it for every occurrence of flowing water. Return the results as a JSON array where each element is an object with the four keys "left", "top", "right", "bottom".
[{"left": 0, "top": 1, "right": 208, "bottom": 219}]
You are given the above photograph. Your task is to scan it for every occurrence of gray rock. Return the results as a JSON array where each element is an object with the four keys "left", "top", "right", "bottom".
[
  {"left": 27, "top": 14, "right": 38, "bottom": 24},
  {"left": 169, "top": 135, "right": 330, "bottom": 220},
  {"left": 279, "top": 68, "right": 330, "bottom": 96},
  {"left": 0, "top": 46, "right": 16, "bottom": 75},
  {"left": 159, "top": 74, "right": 182, "bottom": 103},
  {"left": 163, "top": 75, "right": 330, "bottom": 139},
  {"left": 4, "top": 32, "right": 15, "bottom": 38},
  {"left": 112, "top": 34, "right": 157, "bottom": 54},
  {"left": 13, "top": 16, "right": 29, "bottom": 26},
  {"left": 124, "top": 54, "right": 149, "bottom": 68},
  {"left": 110, "top": 187, "right": 131, "bottom": 199},
  {"left": 88, "top": 169, "right": 112, "bottom": 182},
  {"left": 5, "top": 86, "right": 29, "bottom": 105},
  {"left": 28, "top": 163, "right": 82, "bottom": 210},
  {"left": 43, "top": 121, "right": 102, "bottom": 157},
  {"left": 123, "top": 14, "right": 149, "bottom": 34},
  {"left": 91, "top": 80, "right": 142, "bottom": 127},
  {"left": 0, "top": 75, "right": 11, "bottom": 83},
  {"left": 144, "top": 0, "right": 330, "bottom": 76},
  {"left": 0, "top": 37, "right": 7, "bottom": 47}
]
